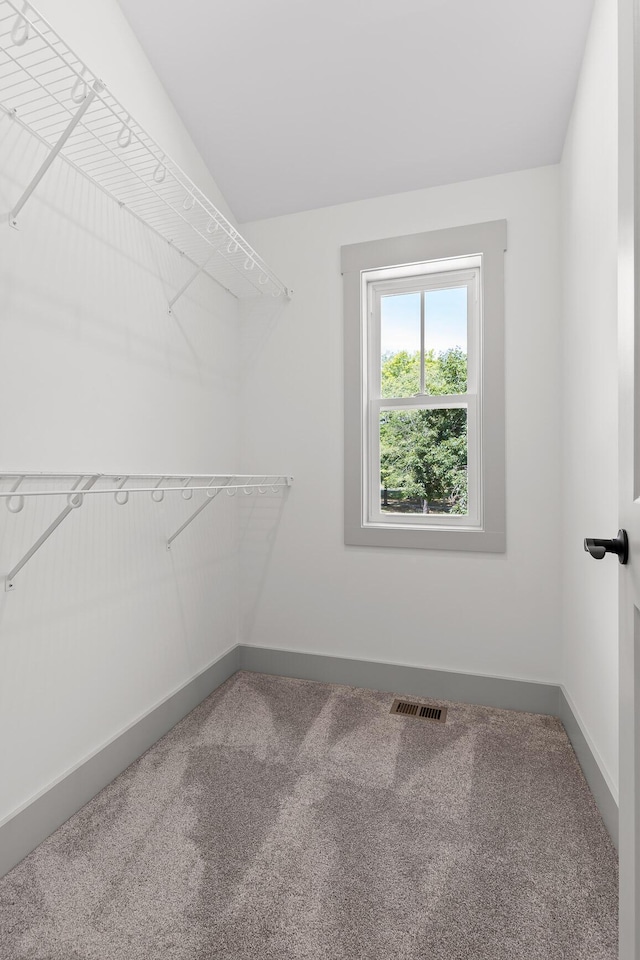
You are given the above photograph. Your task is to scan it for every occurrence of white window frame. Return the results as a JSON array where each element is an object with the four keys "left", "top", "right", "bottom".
[
  {"left": 366, "top": 265, "right": 480, "bottom": 529},
  {"left": 342, "top": 220, "right": 507, "bottom": 552}
]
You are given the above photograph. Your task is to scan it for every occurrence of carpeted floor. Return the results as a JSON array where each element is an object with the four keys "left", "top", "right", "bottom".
[{"left": 0, "top": 671, "right": 618, "bottom": 959}]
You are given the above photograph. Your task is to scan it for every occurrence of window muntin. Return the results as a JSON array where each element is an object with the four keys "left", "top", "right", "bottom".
[{"left": 364, "top": 262, "right": 481, "bottom": 529}]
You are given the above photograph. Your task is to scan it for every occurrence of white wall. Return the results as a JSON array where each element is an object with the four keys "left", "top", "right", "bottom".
[
  {"left": 0, "top": 0, "right": 241, "bottom": 823},
  {"left": 240, "top": 165, "right": 563, "bottom": 683},
  {"left": 560, "top": 0, "right": 619, "bottom": 796}
]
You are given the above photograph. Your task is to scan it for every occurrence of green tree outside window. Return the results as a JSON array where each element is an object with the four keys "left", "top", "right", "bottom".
[{"left": 380, "top": 347, "right": 468, "bottom": 515}]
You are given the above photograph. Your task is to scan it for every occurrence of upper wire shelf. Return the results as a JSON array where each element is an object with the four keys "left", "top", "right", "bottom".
[{"left": 0, "top": 0, "right": 289, "bottom": 301}]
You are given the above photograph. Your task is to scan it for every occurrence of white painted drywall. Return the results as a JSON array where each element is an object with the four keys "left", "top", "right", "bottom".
[
  {"left": 0, "top": 0, "right": 241, "bottom": 824},
  {"left": 239, "top": 166, "right": 563, "bottom": 684},
  {"left": 560, "top": 0, "right": 619, "bottom": 796}
]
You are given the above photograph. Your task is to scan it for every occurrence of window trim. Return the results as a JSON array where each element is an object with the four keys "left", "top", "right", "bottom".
[{"left": 342, "top": 220, "right": 507, "bottom": 552}]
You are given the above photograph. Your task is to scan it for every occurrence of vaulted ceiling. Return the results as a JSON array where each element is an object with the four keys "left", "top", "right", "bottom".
[{"left": 118, "top": 0, "right": 595, "bottom": 222}]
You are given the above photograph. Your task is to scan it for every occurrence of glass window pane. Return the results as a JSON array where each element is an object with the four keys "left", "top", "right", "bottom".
[
  {"left": 425, "top": 287, "right": 467, "bottom": 395},
  {"left": 379, "top": 407, "right": 468, "bottom": 516},
  {"left": 380, "top": 292, "right": 420, "bottom": 398}
]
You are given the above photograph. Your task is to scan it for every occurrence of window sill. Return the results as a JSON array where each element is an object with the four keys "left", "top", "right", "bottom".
[{"left": 345, "top": 521, "right": 506, "bottom": 553}]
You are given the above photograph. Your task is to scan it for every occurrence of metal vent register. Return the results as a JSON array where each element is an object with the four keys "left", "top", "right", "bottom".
[{"left": 390, "top": 699, "right": 448, "bottom": 723}]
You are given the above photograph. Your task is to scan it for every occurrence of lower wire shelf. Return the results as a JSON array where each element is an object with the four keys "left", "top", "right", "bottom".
[{"left": 0, "top": 472, "right": 293, "bottom": 590}]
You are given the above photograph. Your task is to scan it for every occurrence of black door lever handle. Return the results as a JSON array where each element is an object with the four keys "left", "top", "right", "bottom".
[{"left": 584, "top": 529, "right": 629, "bottom": 565}]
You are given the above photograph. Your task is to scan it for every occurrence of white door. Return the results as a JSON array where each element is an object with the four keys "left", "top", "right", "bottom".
[{"left": 618, "top": 1, "right": 640, "bottom": 955}]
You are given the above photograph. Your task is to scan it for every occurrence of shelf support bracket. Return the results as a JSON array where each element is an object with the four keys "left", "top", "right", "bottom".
[
  {"left": 168, "top": 253, "right": 214, "bottom": 314},
  {"left": 166, "top": 478, "right": 231, "bottom": 549},
  {"left": 9, "top": 79, "right": 105, "bottom": 228},
  {"left": 5, "top": 475, "right": 100, "bottom": 590}
]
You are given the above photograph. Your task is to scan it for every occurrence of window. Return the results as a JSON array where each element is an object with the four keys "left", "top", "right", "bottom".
[{"left": 343, "top": 220, "right": 507, "bottom": 551}]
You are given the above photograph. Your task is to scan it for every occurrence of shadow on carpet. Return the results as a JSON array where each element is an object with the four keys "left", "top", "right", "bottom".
[{"left": 0, "top": 671, "right": 618, "bottom": 959}]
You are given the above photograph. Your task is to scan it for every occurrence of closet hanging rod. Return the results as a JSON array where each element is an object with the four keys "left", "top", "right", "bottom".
[
  {"left": 0, "top": 474, "right": 293, "bottom": 500},
  {"left": 0, "top": 481, "right": 291, "bottom": 499},
  {"left": 0, "top": 0, "right": 290, "bottom": 301}
]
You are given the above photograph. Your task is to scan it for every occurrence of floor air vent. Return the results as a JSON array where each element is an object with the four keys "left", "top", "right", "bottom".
[{"left": 390, "top": 699, "right": 447, "bottom": 723}]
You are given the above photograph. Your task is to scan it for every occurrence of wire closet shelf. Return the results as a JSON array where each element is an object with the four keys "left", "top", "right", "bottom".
[
  {"left": 0, "top": 1, "right": 289, "bottom": 301},
  {"left": 1, "top": 472, "right": 293, "bottom": 591}
]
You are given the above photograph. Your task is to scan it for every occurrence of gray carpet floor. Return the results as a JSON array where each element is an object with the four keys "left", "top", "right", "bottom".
[{"left": 0, "top": 671, "right": 618, "bottom": 959}]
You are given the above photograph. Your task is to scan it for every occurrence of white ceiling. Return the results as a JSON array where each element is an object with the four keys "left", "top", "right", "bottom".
[{"left": 118, "top": 0, "right": 595, "bottom": 223}]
